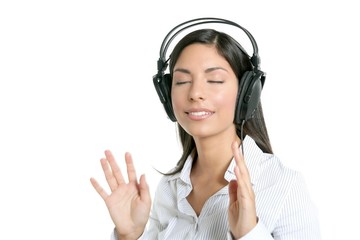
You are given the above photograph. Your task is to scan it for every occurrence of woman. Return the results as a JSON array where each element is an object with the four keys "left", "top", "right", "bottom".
[{"left": 90, "top": 18, "right": 321, "bottom": 239}]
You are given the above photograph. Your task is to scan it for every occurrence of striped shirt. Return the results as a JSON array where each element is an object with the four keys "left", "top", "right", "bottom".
[{"left": 111, "top": 136, "right": 321, "bottom": 239}]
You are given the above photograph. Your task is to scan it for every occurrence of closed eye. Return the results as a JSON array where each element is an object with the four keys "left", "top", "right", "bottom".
[
  {"left": 208, "top": 80, "right": 224, "bottom": 84},
  {"left": 174, "top": 80, "right": 191, "bottom": 85}
]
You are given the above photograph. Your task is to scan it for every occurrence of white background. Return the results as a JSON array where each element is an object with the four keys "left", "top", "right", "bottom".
[{"left": 0, "top": 1, "right": 359, "bottom": 239}]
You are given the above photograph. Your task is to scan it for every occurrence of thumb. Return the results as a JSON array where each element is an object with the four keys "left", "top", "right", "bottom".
[
  {"left": 139, "top": 174, "right": 151, "bottom": 204},
  {"left": 228, "top": 180, "right": 238, "bottom": 204}
]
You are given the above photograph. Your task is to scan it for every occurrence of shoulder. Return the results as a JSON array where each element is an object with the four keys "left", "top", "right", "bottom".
[
  {"left": 156, "top": 172, "right": 181, "bottom": 191},
  {"left": 154, "top": 155, "right": 193, "bottom": 194},
  {"left": 253, "top": 152, "right": 312, "bottom": 203},
  {"left": 261, "top": 153, "right": 300, "bottom": 181},
  {"left": 243, "top": 136, "right": 301, "bottom": 189},
  {"left": 254, "top": 154, "right": 318, "bottom": 230},
  {"left": 152, "top": 170, "right": 183, "bottom": 203}
]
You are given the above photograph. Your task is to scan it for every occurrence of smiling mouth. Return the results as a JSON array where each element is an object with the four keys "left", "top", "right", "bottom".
[{"left": 187, "top": 111, "right": 213, "bottom": 116}]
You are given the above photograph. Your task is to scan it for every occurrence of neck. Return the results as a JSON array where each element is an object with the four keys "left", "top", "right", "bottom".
[{"left": 192, "top": 133, "right": 241, "bottom": 179}]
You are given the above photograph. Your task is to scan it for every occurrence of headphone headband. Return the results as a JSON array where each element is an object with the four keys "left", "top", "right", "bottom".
[{"left": 157, "top": 17, "right": 261, "bottom": 74}]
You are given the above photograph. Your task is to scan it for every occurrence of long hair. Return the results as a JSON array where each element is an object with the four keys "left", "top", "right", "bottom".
[{"left": 163, "top": 29, "right": 272, "bottom": 175}]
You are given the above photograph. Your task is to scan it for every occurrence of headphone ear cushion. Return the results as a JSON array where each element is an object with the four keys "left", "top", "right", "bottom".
[
  {"left": 235, "top": 71, "right": 263, "bottom": 123},
  {"left": 153, "top": 73, "right": 177, "bottom": 121}
]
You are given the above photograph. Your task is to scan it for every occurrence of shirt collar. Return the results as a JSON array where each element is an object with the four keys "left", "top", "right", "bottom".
[
  {"left": 169, "top": 136, "right": 265, "bottom": 187},
  {"left": 224, "top": 136, "right": 264, "bottom": 185}
]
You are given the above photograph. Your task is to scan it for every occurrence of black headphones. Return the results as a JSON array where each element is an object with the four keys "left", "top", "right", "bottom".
[{"left": 153, "top": 17, "right": 266, "bottom": 123}]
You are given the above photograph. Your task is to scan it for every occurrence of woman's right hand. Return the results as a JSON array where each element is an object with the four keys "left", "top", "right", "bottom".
[{"left": 90, "top": 150, "right": 151, "bottom": 240}]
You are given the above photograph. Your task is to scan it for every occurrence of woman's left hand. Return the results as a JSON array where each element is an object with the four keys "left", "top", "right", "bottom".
[{"left": 228, "top": 141, "right": 257, "bottom": 239}]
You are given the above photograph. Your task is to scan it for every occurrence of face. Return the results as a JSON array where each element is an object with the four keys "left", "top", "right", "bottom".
[{"left": 171, "top": 43, "right": 239, "bottom": 141}]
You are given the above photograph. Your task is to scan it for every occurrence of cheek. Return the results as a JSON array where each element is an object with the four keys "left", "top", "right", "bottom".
[
  {"left": 215, "top": 89, "right": 238, "bottom": 112},
  {"left": 171, "top": 90, "right": 183, "bottom": 114}
]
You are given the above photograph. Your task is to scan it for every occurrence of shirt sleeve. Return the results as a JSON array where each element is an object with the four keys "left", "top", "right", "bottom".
[
  {"left": 110, "top": 229, "right": 118, "bottom": 240},
  {"left": 109, "top": 228, "right": 145, "bottom": 240},
  {"left": 227, "top": 219, "right": 274, "bottom": 239},
  {"left": 140, "top": 190, "right": 164, "bottom": 239}
]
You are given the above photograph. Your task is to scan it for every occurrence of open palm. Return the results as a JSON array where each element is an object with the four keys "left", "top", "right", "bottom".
[{"left": 90, "top": 151, "right": 151, "bottom": 240}]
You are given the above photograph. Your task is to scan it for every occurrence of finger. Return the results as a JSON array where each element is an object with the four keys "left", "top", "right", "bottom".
[
  {"left": 104, "top": 150, "right": 126, "bottom": 186},
  {"left": 125, "top": 152, "right": 138, "bottom": 183},
  {"left": 232, "top": 141, "right": 244, "bottom": 167},
  {"left": 234, "top": 165, "right": 256, "bottom": 215},
  {"left": 233, "top": 165, "right": 250, "bottom": 200},
  {"left": 139, "top": 174, "right": 151, "bottom": 205},
  {"left": 228, "top": 179, "right": 238, "bottom": 205},
  {"left": 232, "top": 142, "right": 253, "bottom": 197},
  {"left": 100, "top": 157, "right": 120, "bottom": 192},
  {"left": 90, "top": 177, "right": 109, "bottom": 200},
  {"left": 232, "top": 141, "right": 253, "bottom": 192}
]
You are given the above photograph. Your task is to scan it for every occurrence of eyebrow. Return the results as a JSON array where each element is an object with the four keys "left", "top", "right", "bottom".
[
  {"left": 205, "top": 67, "right": 228, "bottom": 73},
  {"left": 173, "top": 67, "right": 228, "bottom": 74},
  {"left": 173, "top": 68, "right": 190, "bottom": 74}
]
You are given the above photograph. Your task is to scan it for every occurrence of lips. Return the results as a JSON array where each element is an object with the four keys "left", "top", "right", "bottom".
[{"left": 185, "top": 109, "right": 214, "bottom": 120}]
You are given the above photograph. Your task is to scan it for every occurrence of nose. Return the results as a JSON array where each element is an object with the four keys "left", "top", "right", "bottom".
[{"left": 188, "top": 79, "right": 205, "bottom": 101}]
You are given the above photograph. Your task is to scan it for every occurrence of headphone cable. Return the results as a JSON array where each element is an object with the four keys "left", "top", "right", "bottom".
[{"left": 240, "top": 120, "right": 245, "bottom": 156}]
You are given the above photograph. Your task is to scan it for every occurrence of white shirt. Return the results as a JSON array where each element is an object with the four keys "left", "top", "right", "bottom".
[{"left": 111, "top": 136, "right": 321, "bottom": 239}]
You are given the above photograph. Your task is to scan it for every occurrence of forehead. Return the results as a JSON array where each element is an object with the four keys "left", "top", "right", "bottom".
[
  {"left": 175, "top": 43, "right": 227, "bottom": 62},
  {"left": 175, "top": 43, "right": 229, "bottom": 68}
]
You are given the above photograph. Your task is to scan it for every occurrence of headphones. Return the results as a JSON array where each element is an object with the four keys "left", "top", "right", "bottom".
[{"left": 153, "top": 17, "right": 266, "bottom": 123}]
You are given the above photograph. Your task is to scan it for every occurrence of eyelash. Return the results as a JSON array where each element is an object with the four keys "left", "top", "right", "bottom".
[
  {"left": 208, "top": 80, "right": 224, "bottom": 84},
  {"left": 174, "top": 81, "right": 190, "bottom": 85}
]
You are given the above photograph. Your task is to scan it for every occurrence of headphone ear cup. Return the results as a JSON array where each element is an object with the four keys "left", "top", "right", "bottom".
[
  {"left": 153, "top": 73, "right": 177, "bottom": 121},
  {"left": 235, "top": 71, "right": 263, "bottom": 123}
]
